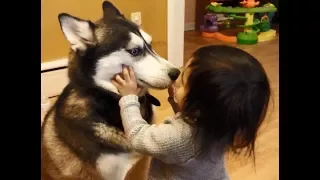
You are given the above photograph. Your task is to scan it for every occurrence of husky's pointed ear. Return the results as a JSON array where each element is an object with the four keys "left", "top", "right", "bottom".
[
  {"left": 102, "top": 1, "right": 123, "bottom": 18},
  {"left": 58, "top": 13, "right": 96, "bottom": 51}
]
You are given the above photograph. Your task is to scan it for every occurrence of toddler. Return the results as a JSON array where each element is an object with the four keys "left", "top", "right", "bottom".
[{"left": 111, "top": 45, "right": 271, "bottom": 180}]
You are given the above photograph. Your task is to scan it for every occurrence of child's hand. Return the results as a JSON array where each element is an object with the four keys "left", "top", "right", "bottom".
[
  {"left": 111, "top": 66, "right": 142, "bottom": 96},
  {"left": 168, "top": 84, "right": 175, "bottom": 98}
]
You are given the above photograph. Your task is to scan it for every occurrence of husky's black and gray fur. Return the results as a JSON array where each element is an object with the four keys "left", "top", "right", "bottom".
[{"left": 41, "top": 1, "right": 180, "bottom": 180}]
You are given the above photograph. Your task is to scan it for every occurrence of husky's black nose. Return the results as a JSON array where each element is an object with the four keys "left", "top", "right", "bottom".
[{"left": 168, "top": 68, "right": 180, "bottom": 81}]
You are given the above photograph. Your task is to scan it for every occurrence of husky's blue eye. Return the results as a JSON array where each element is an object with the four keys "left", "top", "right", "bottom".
[{"left": 127, "top": 48, "right": 142, "bottom": 56}]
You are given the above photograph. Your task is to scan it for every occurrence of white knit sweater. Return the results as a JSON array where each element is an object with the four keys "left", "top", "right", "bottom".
[{"left": 119, "top": 95, "right": 229, "bottom": 180}]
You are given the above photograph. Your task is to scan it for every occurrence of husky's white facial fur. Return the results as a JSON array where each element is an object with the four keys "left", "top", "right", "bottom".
[
  {"left": 58, "top": 13, "right": 179, "bottom": 95},
  {"left": 93, "top": 29, "right": 177, "bottom": 94}
]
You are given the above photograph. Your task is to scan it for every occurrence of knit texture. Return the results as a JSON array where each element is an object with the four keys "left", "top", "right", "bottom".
[{"left": 119, "top": 95, "right": 229, "bottom": 180}]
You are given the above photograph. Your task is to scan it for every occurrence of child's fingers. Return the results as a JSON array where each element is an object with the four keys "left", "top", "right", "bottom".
[
  {"left": 115, "top": 75, "right": 126, "bottom": 85},
  {"left": 122, "top": 66, "right": 131, "bottom": 82},
  {"left": 137, "top": 87, "right": 143, "bottom": 94},
  {"left": 129, "top": 67, "right": 136, "bottom": 81},
  {"left": 111, "top": 79, "right": 121, "bottom": 89}
]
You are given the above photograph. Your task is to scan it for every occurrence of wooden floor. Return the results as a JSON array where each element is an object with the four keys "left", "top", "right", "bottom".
[{"left": 49, "top": 30, "right": 279, "bottom": 180}]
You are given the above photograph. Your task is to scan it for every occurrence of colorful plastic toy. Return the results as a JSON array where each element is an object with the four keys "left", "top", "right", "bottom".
[
  {"left": 200, "top": 13, "right": 219, "bottom": 33},
  {"left": 200, "top": 0, "right": 277, "bottom": 45}
]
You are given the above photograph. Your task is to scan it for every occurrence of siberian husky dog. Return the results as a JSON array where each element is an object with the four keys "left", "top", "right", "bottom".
[{"left": 41, "top": 1, "right": 180, "bottom": 180}]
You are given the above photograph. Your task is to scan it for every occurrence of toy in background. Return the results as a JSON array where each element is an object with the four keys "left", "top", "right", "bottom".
[
  {"left": 200, "top": 0, "right": 277, "bottom": 45},
  {"left": 240, "top": 0, "right": 260, "bottom": 8},
  {"left": 200, "top": 13, "right": 219, "bottom": 33},
  {"left": 255, "top": 3, "right": 276, "bottom": 32}
]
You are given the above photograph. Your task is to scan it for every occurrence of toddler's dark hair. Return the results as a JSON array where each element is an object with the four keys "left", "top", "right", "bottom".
[{"left": 180, "top": 45, "right": 271, "bottom": 161}]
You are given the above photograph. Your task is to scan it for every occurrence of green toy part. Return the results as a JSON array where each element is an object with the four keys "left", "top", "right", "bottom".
[
  {"left": 259, "top": 18, "right": 271, "bottom": 32},
  {"left": 237, "top": 18, "right": 260, "bottom": 28},
  {"left": 206, "top": 5, "right": 277, "bottom": 14},
  {"left": 237, "top": 32, "right": 258, "bottom": 45},
  {"left": 229, "top": 14, "right": 247, "bottom": 20}
]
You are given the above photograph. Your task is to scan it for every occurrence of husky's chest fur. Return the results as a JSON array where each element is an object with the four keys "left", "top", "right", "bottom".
[
  {"left": 96, "top": 152, "right": 142, "bottom": 180},
  {"left": 41, "top": 84, "right": 154, "bottom": 180}
]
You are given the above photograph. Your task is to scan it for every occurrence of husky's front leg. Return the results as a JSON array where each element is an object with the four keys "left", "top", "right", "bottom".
[
  {"left": 96, "top": 152, "right": 142, "bottom": 180},
  {"left": 93, "top": 122, "right": 142, "bottom": 180},
  {"left": 92, "top": 122, "right": 132, "bottom": 150}
]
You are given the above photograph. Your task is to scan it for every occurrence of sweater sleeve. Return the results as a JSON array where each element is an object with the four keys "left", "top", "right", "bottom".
[{"left": 119, "top": 95, "right": 195, "bottom": 164}]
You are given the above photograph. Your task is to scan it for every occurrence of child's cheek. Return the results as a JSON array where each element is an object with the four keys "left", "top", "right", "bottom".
[
  {"left": 173, "top": 86, "right": 179, "bottom": 103},
  {"left": 173, "top": 86, "right": 178, "bottom": 103}
]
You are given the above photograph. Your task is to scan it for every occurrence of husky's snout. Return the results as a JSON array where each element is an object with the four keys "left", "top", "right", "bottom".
[{"left": 168, "top": 68, "right": 180, "bottom": 81}]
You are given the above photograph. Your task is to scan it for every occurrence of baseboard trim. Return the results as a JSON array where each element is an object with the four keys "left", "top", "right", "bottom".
[
  {"left": 184, "top": 22, "right": 195, "bottom": 31},
  {"left": 41, "top": 58, "right": 68, "bottom": 71},
  {"left": 41, "top": 58, "right": 69, "bottom": 98},
  {"left": 41, "top": 67, "right": 69, "bottom": 98}
]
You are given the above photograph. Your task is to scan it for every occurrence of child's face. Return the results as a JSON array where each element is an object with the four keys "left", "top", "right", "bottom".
[
  {"left": 173, "top": 59, "right": 192, "bottom": 107},
  {"left": 173, "top": 71, "right": 184, "bottom": 106}
]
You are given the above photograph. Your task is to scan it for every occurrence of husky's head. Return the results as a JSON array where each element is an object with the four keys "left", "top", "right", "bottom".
[{"left": 58, "top": 1, "right": 180, "bottom": 95}]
